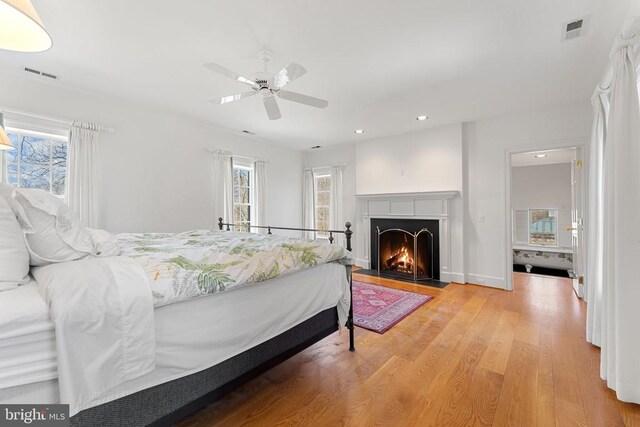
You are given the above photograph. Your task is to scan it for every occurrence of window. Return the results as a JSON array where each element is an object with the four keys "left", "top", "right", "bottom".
[
  {"left": 529, "top": 209, "right": 558, "bottom": 246},
  {"left": 233, "top": 164, "right": 252, "bottom": 232},
  {"left": 5, "top": 130, "right": 68, "bottom": 197},
  {"left": 314, "top": 173, "right": 331, "bottom": 238}
]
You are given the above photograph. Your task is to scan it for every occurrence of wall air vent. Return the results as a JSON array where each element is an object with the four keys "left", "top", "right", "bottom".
[
  {"left": 23, "top": 67, "right": 58, "bottom": 80},
  {"left": 241, "top": 130, "right": 255, "bottom": 135},
  {"left": 563, "top": 18, "right": 586, "bottom": 41}
]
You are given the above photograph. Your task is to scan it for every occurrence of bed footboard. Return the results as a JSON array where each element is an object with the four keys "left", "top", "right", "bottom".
[{"left": 218, "top": 218, "right": 355, "bottom": 352}]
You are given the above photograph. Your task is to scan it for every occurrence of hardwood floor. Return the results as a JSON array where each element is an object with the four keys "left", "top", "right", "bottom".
[{"left": 177, "top": 272, "right": 640, "bottom": 426}]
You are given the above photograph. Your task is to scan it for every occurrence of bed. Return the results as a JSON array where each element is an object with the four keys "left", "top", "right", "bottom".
[{"left": 0, "top": 189, "right": 355, "bottom": 427}]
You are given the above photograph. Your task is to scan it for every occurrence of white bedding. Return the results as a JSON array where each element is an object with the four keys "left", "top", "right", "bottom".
[
  {"left": 32, "top": 256, "right": 155, "bottom": 416},
  {"left": 0, "top": 283, "right": 56, "bottom": 389},
  {"left": 0, "top": 263, "right": 349, "bottom": 413}
]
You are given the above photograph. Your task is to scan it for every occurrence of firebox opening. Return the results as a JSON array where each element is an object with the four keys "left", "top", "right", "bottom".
[{"left": 371, "top": 218, "right": 441, "bottom": 283}]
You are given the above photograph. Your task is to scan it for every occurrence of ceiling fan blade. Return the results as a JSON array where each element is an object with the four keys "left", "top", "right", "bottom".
[
  {"left": 277, "top": 90, "right": 328, "bottom": 108},
  {"left": 263, "top": 95, "right": 281, "bottom": 120},
  {"left": 273, "top": 63, "right": 307, "bottom": 88},
  {"left": 213, "top": 91, "right": 257, "bottom": 105},
  {"left": 203, "top": 63, "right": 256, "bottom": 86}
]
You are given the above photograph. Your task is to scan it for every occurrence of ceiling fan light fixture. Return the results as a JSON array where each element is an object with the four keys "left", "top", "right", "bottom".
[
  {"left": 0, "top": 0, "right": 52, "bottom": 52},
  {"left": 354, "top": 129, "right": 365, "bottom": 134},
  {"left": 416, "top": 115, "right": 428, "bottom": 121}
]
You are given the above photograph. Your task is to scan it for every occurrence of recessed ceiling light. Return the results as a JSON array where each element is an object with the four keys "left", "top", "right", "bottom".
[
  {"left": 534, "top": 154, "right": 548, "bottom": 158},
  {"left": 416, "top": 115, "right": 428, "bottom": 121},
  {"left": 354, "top": 129, "right": 364, "bottom": 134}
]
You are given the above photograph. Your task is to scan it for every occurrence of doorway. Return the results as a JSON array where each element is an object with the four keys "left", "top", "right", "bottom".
[{"left": 505, "top": 145, "right": 586, "bottom": 298}]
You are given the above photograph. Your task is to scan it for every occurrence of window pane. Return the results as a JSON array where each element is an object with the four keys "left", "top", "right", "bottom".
[
  {"left": 316, "top": 176, "right": 330, "bottom": 192},
  {"left": 51, "top": 140, "right": 67, "bottom": 196},
  {"left": 530, "top": 209, "right": 557, "bottom": 245},
  {"left": 317, "top": 190, "right": 329, "bottom": 207}
]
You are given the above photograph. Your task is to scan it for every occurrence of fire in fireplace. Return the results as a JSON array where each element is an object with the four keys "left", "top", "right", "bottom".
[
  {"left": 377, "top": 227, "right": 433, "bottom": 281},
  {"left": 370, "top": 218, "right": 440, "bottom": 282}
]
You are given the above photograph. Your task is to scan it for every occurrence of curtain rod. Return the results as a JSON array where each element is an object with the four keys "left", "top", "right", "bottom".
[
  {"left": 205, "top": 147, "right": 266, "bottom": 163},
  {"left": 595, "top": 16, "right": 640, "bottom": 93},
  {"left": 0, "top": 106, "right": 115, "bottom": 133}
]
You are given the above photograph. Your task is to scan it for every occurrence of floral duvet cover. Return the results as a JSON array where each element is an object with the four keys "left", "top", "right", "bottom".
[{"left": 118, "top": 229, "right": 352, "bottom": 307}]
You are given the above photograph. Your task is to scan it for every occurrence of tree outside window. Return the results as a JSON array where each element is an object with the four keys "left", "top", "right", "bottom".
[
  {"left": 6, "top": 132, "right": 67, "bottom": 197},
  {"left": 314, "top": 174, "right": 331, "bottom": 238},
  {"left": 233, "top": 166, "right": 252, "bottom": 232}
]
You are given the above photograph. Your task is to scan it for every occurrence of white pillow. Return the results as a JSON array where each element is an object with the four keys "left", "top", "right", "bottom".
[
  {"left": 0, "top": 194, "right": 30, "bottom": 291},
  {"left": 12, "top": 188, "right": 95, "bottom": 266}
]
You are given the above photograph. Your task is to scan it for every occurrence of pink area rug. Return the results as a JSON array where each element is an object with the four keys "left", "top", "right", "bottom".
[{"left": 352, "top": 281, "right": 433, "bottom": 334}]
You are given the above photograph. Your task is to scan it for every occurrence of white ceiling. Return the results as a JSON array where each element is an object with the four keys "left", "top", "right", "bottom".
[
  {"left": 511, "top": 148, "right": 576, "bottom": 167},
  {"left": 0, "top": 0, "right": 631, "bottom": 150}
]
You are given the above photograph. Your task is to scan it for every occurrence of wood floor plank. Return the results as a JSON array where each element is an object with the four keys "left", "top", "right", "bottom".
[
  {"left": 478, "top": 310, "right": 520, "bottom": 375},
  {"left": 492, "top": 340, "right": 539, "bottom": 426},
  {"left": 176, "top": 273, "right": 640, "bottom": 427}
]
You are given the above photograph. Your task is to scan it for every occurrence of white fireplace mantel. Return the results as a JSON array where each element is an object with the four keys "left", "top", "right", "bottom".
[
  {"left": 355, "top": 190, "right": 459, "bottom": 201},
  {"left": 354, "top": 190, "right": 461, "bottom": 283}
]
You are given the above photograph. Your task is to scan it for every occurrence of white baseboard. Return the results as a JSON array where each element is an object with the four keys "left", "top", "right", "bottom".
[
  {"left": 449, "top": 272, "right": 465, "bottom": 284},
  {"left": 355, "top": 258, "right": 370, "bottom": 269},
  {"left": 465, "top": 274, "right": 505, "bottom": 289}
]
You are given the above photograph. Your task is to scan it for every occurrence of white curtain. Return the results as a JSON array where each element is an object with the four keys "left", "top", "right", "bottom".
[
  {"left": 0, "top": 113, "right": 7, "bottom": 183},
  {"left": 329, "top": 165, "right": 344, "bottom": 244},
  {"left": 254, "top": 160, "right": 267, "bottom": 233},
  {"left": 212, "top": 151, "right": 233, "bottom": 226},
  {"left": 66, "top": 121, "right": 100, "bottom": 228},
  {"left": 585, "top": 90, "right": 608, "bottom": 346},
  {"left": 586, "top": 16, "right": 640, "bottom": 404},
  {"left": 302, "top": 169, "right": 315, "bottom": 239}
]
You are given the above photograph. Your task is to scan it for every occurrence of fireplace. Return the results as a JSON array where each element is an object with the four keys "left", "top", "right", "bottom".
[{"left": 370, "top": 218, "right": 440, "bottom": 282}]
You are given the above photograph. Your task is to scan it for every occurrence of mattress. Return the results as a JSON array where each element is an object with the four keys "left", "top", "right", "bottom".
[
  {"left": 0, "top": 282, "right": 57, "bottom": 389},
  {"left": 0, "top": 262, "right": 349, "bottom": 410}
]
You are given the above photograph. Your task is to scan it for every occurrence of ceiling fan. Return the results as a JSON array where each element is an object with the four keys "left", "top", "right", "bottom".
[{"left": 204, "top": 50, "right": 328, "bottom": 120}]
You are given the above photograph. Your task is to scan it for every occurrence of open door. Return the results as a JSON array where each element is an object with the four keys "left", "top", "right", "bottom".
[{"left": 570, "top": 148, "right": 585, "bottom": 298}]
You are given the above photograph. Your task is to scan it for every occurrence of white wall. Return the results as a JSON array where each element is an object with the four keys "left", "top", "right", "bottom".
[
  {"left": 355, "top": 124, "right": 463, "bottom": 194},
  {"left": 464, "top": 103, "right": 591, "bottom": 288},
  {"left": 0, "top": 71, "right": 303, "bottom": 233},
  {"left": 512, "top": 163, "right": 572, "bottom": 210}
]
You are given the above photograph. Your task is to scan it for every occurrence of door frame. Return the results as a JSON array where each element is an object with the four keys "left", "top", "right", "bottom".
[{"left": 503, "top": 137, "right": 588, "bottom": 291}]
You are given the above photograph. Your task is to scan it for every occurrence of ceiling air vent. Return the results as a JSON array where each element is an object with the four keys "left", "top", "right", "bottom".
[
  {"left": 563, "top": 18, "right": 586, "bottom": 41},
  {"left": 23, "top": 67, "right": 58, "bottom": 80}
]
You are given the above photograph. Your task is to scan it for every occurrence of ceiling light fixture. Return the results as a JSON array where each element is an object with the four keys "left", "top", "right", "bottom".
[
  {"left": 534, "top": 154, "right": 548, "bottom": 158},
  {"left": 0, "top": 0, "right": 52, "bottom": 52},
  {"left": 416, "top": 115, "right": 428, "bottom": 121},
  {"left": 354, "top": 129, "right": 364, "bottom": 134}
]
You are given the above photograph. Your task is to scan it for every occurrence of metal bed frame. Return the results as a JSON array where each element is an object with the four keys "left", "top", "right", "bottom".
[{"left": 217, "top": 217, "right": 355, "bottom": 352}]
